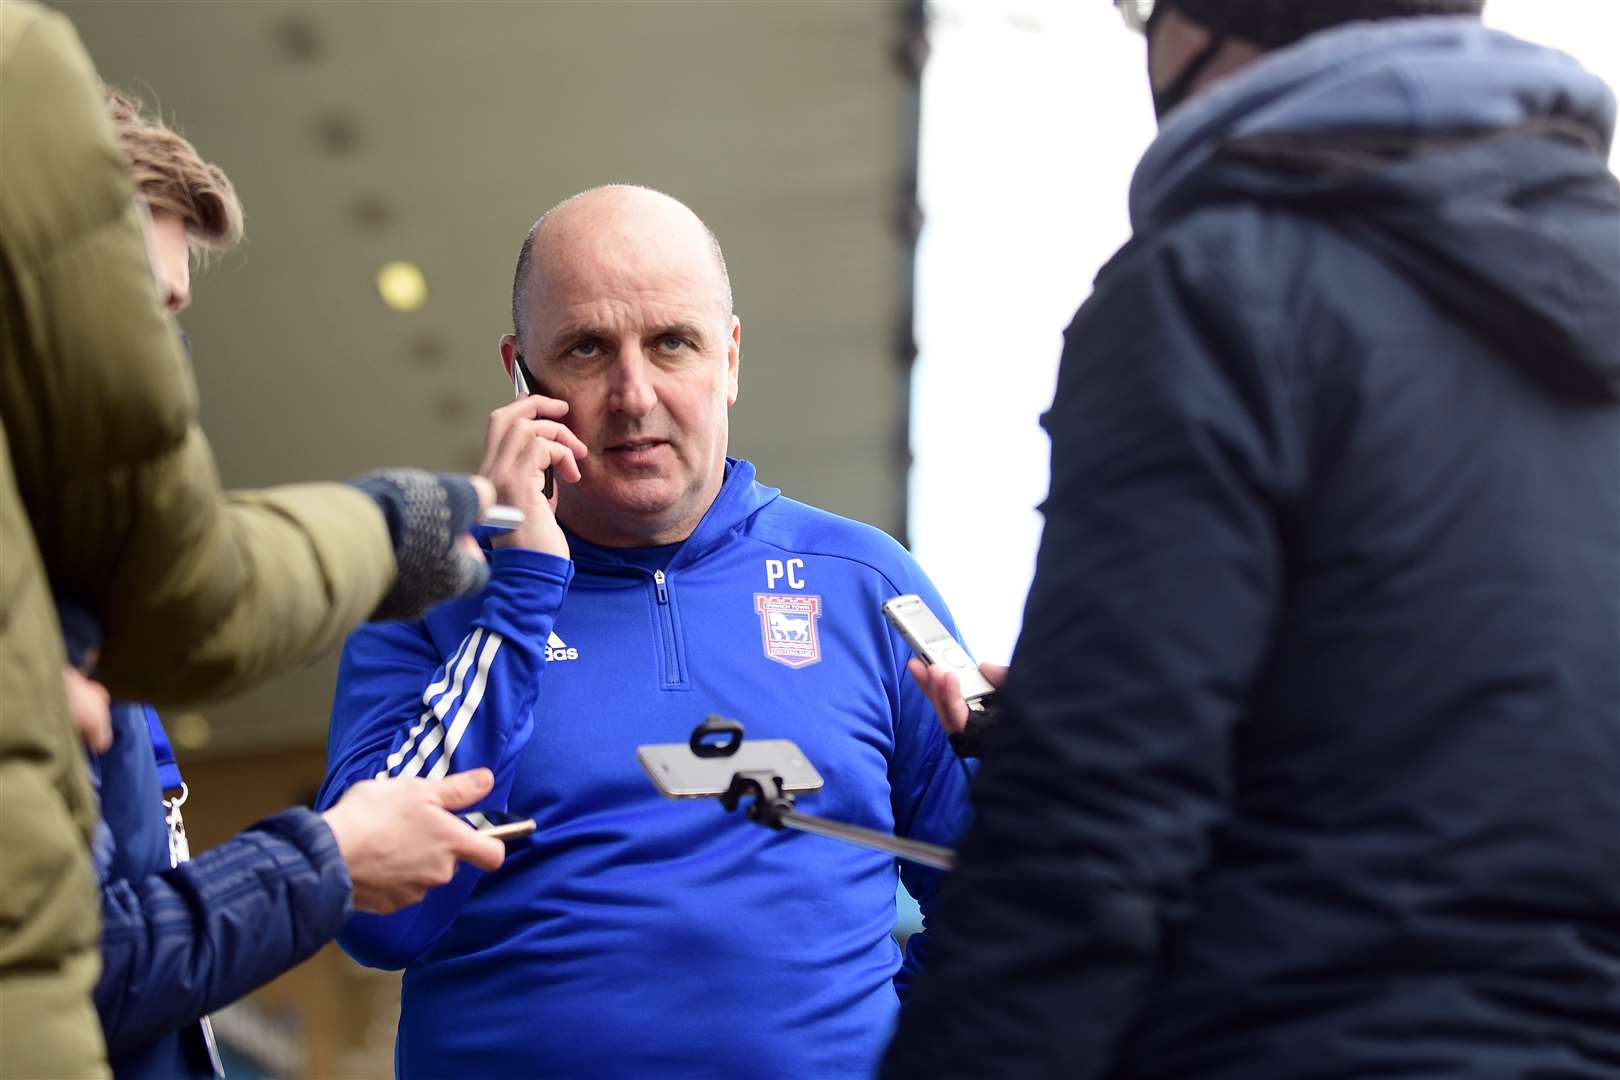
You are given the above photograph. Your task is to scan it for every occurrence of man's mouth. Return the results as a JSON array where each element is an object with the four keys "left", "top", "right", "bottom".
[{"left": 606, "top": 438, "right": 669, "bottom": 457}]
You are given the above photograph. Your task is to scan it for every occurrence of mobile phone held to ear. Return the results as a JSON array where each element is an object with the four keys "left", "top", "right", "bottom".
[
  {"left": 462, "top": 811, "right": 537, "bottom": 843},
  {"left": 882, "top": 594, "right": 997, "bottom": 704},
  {"left": 511, "top": 358, "right": 555, "bottom": 500}
]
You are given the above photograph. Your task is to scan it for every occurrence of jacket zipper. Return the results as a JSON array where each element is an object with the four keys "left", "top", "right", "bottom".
[{"left": 652, "top": 569, "right": 685, "bottom": 686}]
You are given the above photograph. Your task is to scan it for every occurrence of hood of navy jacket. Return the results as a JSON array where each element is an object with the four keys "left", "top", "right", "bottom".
[{"left": 1132, "top": 17, "right": 1620, "bottom": 399}]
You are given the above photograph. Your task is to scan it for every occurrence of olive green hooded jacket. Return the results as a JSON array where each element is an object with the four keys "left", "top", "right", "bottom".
[{"left": 1, "top": 4, "right": 397, "bottom": 1074}]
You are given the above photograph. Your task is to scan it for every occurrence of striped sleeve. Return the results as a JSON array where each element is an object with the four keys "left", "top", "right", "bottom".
[
  {"left": 381, "top": 625, "right": 505, "bottom": 781},
  {"left": 315, "top": 547, "right": 572, "bottom": 968}
]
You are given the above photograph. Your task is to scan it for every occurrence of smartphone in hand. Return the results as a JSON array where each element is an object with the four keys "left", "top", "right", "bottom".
[
  {"left": 882, "top": 594, "right": 997, "bottom": 704},
  {"left": 511, "top": 357, "right": 556, "bottom": 500},
  {"left": 462, "top": 811, "right": 537, "bottom": 843}
]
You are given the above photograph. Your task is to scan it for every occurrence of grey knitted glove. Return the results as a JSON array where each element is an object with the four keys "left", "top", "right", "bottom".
[{"left": 350, "top": 469, "right": 489, "bottom": 621}]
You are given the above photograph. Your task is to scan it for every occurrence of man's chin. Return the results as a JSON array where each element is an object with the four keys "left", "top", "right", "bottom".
[{"left": 577, "top": 474, "right": 683, "bottom": 518}]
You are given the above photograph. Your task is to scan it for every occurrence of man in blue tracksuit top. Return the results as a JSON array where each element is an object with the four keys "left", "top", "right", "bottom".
[{"left": 317, "top": 185, "right": 974, "bottom": 1079}]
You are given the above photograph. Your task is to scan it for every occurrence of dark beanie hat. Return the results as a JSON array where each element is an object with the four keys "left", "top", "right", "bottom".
[{"left": 1166, "top": 0, "right": 1486, "bottom": 49}]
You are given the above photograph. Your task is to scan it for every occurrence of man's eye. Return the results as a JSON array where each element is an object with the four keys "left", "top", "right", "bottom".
[
  {"left": 657, "top": 336, "right": 687, "bottom": 352},
  {"left": 568, "top": 340, "right": 602, "bottom": 359}
]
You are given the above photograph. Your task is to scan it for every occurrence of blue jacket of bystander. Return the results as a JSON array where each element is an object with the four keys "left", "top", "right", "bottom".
[{"left": 93, "top": 703, "right": 352, "bottom": 1079}]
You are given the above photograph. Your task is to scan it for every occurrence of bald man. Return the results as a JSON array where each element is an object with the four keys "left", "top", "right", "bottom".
[{"left": 316, "top": 186, "right": 975, "bottom": 1079}]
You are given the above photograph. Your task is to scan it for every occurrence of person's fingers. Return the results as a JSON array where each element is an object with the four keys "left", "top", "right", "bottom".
[
  {"left": 980, "top": 662, "right": 1010, "bottom": 689},
  {"left": 485, "top": 403, "right": 549, "bottom": 479},
  {"left": 432, "top": 767, "right": 496, "bottom": 810},
  {"left": 907, "top": 658, "right": 968, "bottom": 735},
  {"left": 936, "top": 670, "right": 969, "bottom": 734},
  {"left": 509, "top": 393, "right": 570, "bottom": 421},
  {"left": 480, "top": 405, "right": 518, "bottom": 475},
  {"left": 469, "top": 475, "right": 495, "bottom": 514},
  {"left": 450, "top": 830, "right": 506, "bottom": 873},
  {"left": 510, "top": 438, "right": 566, "bottom": 512},
  {"left": 543, "top": 440, "right": 584, "bottom": 485},
  {"left": 78, "top": 715, "right": 113, "bottom": 753},
  {"left": 484, "top": 397, "right": 572, "bottom": 470},
  {"left": 906, "top": 656, "right": 930, "bottom": 690},
  {"left": 490, "top": 421, "right": 578, "bottom": 495},
  {"left": 504, "top": 421, "right": 585, "bottom": 486},
  {"left": 524, "top": 419, "right": 588, "bottom": 462},
  {"left": 488, "top": 412, "right": 533, "bottom": 478},
  {"left": 908, "top": 657, "right": 944, "bottom": 710},
  {"left": 489, "top": 392, "right": 569, "bottom": 429},
  {"left": 64, "top": 668, "right": 114, "bottom": 753}
]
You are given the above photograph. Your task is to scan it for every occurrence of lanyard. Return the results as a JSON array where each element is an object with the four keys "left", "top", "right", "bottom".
[
  {"left": 146, "top": 707, "right": 223, "bottom": 1077},
  {"left": 143, "top": 704, "right": 184, "bottom": 796}
]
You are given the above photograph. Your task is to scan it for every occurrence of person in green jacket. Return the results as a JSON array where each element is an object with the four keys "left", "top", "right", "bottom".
[{"left": 0, "top": 4, "right": 493, "bottom": 1075}]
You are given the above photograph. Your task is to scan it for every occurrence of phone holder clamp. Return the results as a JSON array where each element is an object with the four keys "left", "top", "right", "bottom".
[
  {"left": 719, "top": 770, "right": 797, "bottom": 829},
  {"left": 691, "top": 718, "right": 957, "bottom": 872}
]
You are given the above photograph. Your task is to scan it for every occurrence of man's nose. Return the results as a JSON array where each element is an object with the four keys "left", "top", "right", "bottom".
[{"left": 608, "top": 347, "right": 657, "bottom": 417}]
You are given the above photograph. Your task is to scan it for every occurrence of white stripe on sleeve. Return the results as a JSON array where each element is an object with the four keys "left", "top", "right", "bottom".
[
  {"left": 399, "top": 629, "right": 484, "bottom": 779},
  {"left": 380, "top": 630, "right": 479, "bottom": 778},
  {"left": 428, "top": 631, "right": 504, "bottom": 779}
]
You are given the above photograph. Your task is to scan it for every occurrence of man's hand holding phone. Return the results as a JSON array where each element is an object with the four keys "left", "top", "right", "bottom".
[
  {"left": 907, "top": 657, "right": 1008, "bottom": 737},
  {"left": 321, "top": 768, "right": 507, "bottom": 915},
  {"left": 479, "top": 395, "right": 586, "bottom": 559}
]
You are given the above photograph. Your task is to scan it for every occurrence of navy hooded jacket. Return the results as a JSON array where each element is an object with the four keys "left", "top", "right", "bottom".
[
  {"left": 93, "top": 702, "right": 351, "bottom": 1079},
  {"left": 885, "top": 18, "right": 1619, "bottom": 1080}
]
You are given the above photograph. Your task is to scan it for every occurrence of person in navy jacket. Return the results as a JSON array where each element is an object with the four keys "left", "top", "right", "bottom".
[
  {"left": 56, "top": 603, "right": 505, "bottom": 1080},
  {"left": 317, "top": 185, "right": 975, "bottom": 1079},
  {"left": 884, "top": 2, "right": 1620, "bottom": 1078}
]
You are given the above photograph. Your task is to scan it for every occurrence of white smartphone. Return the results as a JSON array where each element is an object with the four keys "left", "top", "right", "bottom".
[
  {"left": 882, "top": 593, "right": 998, "bottom": 703},
  {"left": 478, "top": 505, "right": 525, "bottom": 531},
  {"left": 637, "top": 738, "right": 825, "bottom": 799}
]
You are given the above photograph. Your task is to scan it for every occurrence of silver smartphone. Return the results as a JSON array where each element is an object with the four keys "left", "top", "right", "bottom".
[
  {"left": 882, "top": 593, "right": 998, "bottom": 703},
  {"left": 638, "top": 738, "right": 825, "bottom": 799}
]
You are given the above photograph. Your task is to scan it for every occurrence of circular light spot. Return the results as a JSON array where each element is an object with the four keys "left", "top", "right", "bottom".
[
  {"left": 171, "top": 712, "right": 212, "bottom": 751},
  {"left": 377, "top": 261, "right": 428, "bottom": 312}
]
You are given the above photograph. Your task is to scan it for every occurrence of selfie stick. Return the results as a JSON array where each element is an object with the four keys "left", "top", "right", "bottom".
[{"left": 694, "top": 718, "right": 957, "bottom": 873}]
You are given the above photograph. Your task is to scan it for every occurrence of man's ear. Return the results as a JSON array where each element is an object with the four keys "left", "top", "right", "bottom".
[
  {"left": 499, "top": 334, "right": 519, "bottom": 382},
  {"left": 726, "top": 316, "right": 741, "bottom": 406}
]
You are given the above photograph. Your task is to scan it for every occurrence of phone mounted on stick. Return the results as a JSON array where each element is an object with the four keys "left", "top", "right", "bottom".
[{"left": 638, "top": 717, "right": 956, "bottom": 872}]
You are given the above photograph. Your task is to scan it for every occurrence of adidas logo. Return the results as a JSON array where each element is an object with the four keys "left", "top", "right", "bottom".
[{"left": 545, "top": 631, "right": 580, "bottom": 663}]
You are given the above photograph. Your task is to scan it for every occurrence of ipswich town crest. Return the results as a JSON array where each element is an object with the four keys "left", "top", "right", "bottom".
[{"left": 754, "top": 593, "right": 823, "bottom": 669}]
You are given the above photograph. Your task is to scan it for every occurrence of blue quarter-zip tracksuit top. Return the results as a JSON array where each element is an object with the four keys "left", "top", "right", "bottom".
[{"left": 316, "top": 460, "right": 974, "bottom": 1079}]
